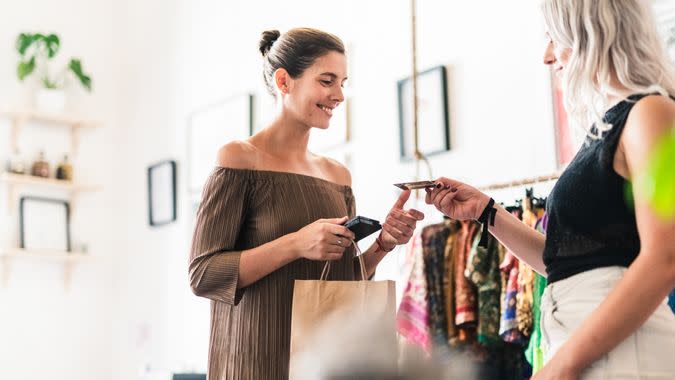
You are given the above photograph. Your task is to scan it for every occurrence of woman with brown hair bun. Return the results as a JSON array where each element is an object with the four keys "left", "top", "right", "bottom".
[{"left": 189, "top": 28, "right": 425, "bottom": 379}]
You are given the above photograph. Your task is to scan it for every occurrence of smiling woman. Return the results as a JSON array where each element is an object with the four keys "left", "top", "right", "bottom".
[{"left": 188, "top": 28, "right": 425, "bottom": 380}]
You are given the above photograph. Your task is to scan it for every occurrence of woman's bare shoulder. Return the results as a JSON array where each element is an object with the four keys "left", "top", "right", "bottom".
[{"left": 216, "top": 140, "right": 258, "bottom": 169}]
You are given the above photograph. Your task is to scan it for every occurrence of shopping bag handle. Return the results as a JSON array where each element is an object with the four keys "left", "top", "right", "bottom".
[{"left": 320, "top": 239, "right": 367, "bottom": 281}]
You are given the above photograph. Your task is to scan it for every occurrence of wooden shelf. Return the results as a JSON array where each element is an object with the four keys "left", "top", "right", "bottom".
[
  {"left": 0, "top": 172, "right": 102, "bottom": 215},
  {"left": 0, "top": 248, "right": 90, "bottom": 290},
  {"left": 1, "top": 248, "right": 88, "bottom": 260},
  {"left": 1, "top": 108, "right": 101, "bottom": 291},
  {"left": 0, "top": 109, "right": 101, "bottom": 155},
  {"left": 0, "top": 109, "right": 101, "bottom": 129},
  {"left": 0, "top": 172, "right": 101, "bottom": 192}
]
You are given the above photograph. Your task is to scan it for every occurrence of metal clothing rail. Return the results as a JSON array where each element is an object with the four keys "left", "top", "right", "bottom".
[{"left": 478, "top": 172, "right": 562, "bottom": 191}]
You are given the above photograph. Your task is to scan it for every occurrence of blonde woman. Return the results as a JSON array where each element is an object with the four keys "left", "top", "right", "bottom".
[{"left": 426, "top": 0, "right": 675, "bottom": 378}]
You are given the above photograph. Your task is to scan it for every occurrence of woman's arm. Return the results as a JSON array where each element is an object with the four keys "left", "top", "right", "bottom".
[
  {"left": 237, "top": 216, "right": 355, "bottom": 287},
  {"left": 535, "top": 95, "right": 675, "bottom": 378},
  {"left": 427, "top": 178, "right": 547, "bottom": 275},
  {"left": 488, "top": 204, "right": 547, "bottom": 275}
]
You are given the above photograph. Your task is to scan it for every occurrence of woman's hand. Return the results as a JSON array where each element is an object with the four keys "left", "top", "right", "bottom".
[
  {"left": 425, "top": 177, "right": 490, "bottom": 220},
  {"left": 379, "top": 190, "right": 425, "bottom": 250},
  {"left": 290, "top": 217, "right": 356, "bottom": 261}
]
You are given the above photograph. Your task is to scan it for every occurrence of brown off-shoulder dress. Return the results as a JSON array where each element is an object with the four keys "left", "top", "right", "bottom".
[{"left": 189, "top": 167, "right": 361, "bottom": 380}]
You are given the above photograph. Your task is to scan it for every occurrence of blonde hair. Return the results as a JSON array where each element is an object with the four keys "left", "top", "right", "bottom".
[{"left": 541, "top": 0, "right": 675, "bottom": 136}]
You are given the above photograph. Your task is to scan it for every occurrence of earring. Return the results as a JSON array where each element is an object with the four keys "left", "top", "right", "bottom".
[{"left": 282, "top": 85, "right": 288, "bottom": 94}]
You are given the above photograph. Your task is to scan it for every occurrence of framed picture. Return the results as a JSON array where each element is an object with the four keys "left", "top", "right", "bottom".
[
  {"left": 550, "top": 69, "right": 574, "bottom": 168},
  {"left": 187, "top": 94, "right": 253, "bottom": 194},
  {"left": 148, "top": 160, "right": 177, "bottom": 227},
  {"left": 20, "top": 197, "right": 71, "bottom": 252},
  {"left": 397, "top": 65, "right": 450, "bottom": 161},
  {"left": 308, "top": 97, "right": 351, "bottom": 153}
]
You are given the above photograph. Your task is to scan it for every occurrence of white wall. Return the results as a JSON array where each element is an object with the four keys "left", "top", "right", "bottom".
[
  {"left": 0, "top": 0, "right": 127, "bottom": 379},
  {"left": 1, "top": 1, "right": 561, "bottom": 379}
]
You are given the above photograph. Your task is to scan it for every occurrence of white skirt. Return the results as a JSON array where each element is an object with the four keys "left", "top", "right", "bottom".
[{"left": 540, "top": 266, "right": 675, "bottom": 379}]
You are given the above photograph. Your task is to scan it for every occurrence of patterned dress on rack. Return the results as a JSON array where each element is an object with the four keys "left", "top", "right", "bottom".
[
  {"left": 515, "top": 207, "right": 543, "bottom": 338},
  {"left": 443, "top": 220, "right": 461, "bottom": 344},
  {"left": 465, "top": 232, "right": 503, "bottom": 346},
  {"left": 397, "top": 232, "right": 432, "bottom": 353},
  {"left": 455, "top": 221, "right": 479, "bottom": 326},
  {"left": 422, "top": 223, "right": 451, "bottom": 347},
  {"left": 526, "top": 213, "right": 549, "bottom": 373}
]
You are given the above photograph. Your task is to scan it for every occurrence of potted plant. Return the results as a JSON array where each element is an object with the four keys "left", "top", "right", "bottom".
[{"left": 16, "top": 32, "right": 93, "bottom": 113}]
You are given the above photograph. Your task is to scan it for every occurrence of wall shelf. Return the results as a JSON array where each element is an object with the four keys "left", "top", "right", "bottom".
[
  {"left": 0, "top": 109, "right": 101, "bottom": 155},
  {"left": 0, "top": 248, "right": 90, "bottom": 291},
  {"left": 0, "top": 172, "right": 101, "bottom": 192},
  {"left": 0, "top": 172, "right": 101, "bottom": 214},
  {"left": 0, "top": 108, "right": 101, "bottom": 290}
]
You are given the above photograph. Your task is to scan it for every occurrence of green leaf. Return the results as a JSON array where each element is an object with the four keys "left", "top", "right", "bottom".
[
  {"left": 69, "top": 59, "right": 92, "bottom": 91},
  {"left": 44, "top": 34, "right": 60, "bottom": 58},
  {"left": 17, "top": 56, "right": 35, "bottom": 80},
  {"left": 16, "top": 33, "right": 35, "bottom": 55}
]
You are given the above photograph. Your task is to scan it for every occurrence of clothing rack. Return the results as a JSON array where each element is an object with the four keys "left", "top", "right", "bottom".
[{"left": 477, "top": 171, "right": 562, "bottom": 191}]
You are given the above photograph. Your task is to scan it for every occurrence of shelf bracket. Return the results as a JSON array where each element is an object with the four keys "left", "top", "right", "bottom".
[
  {"left": 64, "top": 262, "right": 74, "bottom": 292},
  {"left": 7, "top": 183, "right": 16, "bottom": 215},
  {"left": 10, "top": 115, "right": 26, "bottom": 153},
  {"left": 71, "top": 125, "right": 81, "bottom": 157}
]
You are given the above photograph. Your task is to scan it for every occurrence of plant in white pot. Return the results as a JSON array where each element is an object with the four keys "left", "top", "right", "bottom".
[{"left": 16, "top": 33, "right": 92, "bottom": 113}]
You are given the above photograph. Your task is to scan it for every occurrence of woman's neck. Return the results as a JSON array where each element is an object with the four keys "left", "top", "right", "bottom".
[{"left": 257, "top": 112, "right": 312, "bottom": 161}]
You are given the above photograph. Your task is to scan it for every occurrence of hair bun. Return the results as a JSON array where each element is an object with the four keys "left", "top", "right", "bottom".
[{"left": 259, "top": 30, "right": 281, "bottom": 56}]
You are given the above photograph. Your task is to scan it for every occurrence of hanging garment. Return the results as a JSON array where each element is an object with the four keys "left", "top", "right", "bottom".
[
  {"left": 526, "top": 273, "right": 547, "bottom": 372},
  {"left": 516, "top": 207, "right": 544, "bottom": 339},
  {"left": 443, "top": 220, "right": 462, "bottom": 344},
  {"left": 397, "top": 232, "right": 432, "bottom": 353},
  {"left": 465, "top": 232, "right": 503, "bottom": 346},
  {"left": 526, "top": 213, "right": 549, "bottom": 373},
  {"left": 422, "top": 223, "right": 452, "bottom": 347},
  {"left": 499, "top": 250, "right": 527, "bottom": 345},
  {"left": 455, "top": 221, "right": 479, "bottom": 326},
  {"left": 516, "top": 262, "right": 534, "bottom": 338}
]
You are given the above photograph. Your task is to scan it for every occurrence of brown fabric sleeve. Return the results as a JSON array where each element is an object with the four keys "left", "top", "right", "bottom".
[{"left": 189, "top": 167, "right": 248, "bottom": 305}]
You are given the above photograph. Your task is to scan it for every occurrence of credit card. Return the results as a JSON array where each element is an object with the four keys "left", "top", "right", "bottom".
[{"left": 393, "top": 180, "right": 437, "bottom": 190}]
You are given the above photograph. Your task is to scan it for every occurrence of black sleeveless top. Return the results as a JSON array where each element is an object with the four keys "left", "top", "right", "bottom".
[{"left": 543, "top": 93, "right": 668, "bottom": 283}]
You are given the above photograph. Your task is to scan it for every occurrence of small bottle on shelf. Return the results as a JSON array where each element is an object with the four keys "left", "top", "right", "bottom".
[
  {"left": 31, "top": 151, "right": 50, "bottom": 178},
  {"left": 7, "top": 150, "right": 26, "bottom": 175},
  {"left": 56, "top": 154, "right": 73, "bottom": 181}
]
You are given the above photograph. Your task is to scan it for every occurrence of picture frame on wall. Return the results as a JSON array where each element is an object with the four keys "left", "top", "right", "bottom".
[
  {"left": 550, "top": 69, "right": 574, "bottom": 169},
  {"left": 187, "top": 93, "right": 253, "bottom": 194},
  {"left": 148, "top": 160, "right": 177, "bottom": 227},
  {"left": 397, "top": 65, "right": 450, "bottom": 161},
  {"left": 20, "top": 197, "right": 71, "bottom": 252}
]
